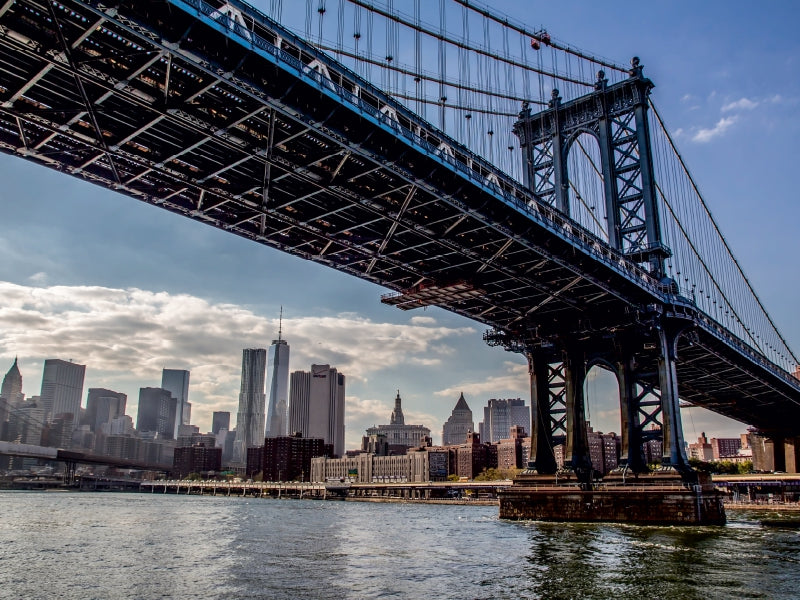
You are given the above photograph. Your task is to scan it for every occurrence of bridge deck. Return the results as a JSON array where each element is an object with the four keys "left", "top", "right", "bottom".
[{"left": 0, "top": 0, "right": 798, "bottom": 434}]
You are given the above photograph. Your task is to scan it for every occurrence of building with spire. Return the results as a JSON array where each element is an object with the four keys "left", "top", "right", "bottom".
[
  {"left": 1, "top": 357, "right": 24, "bottom": 407},
  {"left": 234, "top": 348, "right": 267, "bottom": 464},
  {"left": 1, "top": 357, "right": 25, "bottom": 439},
  {"left": 442, "top": 392, "right": 474, "bottom": 446},
  {"left": 366, "top": 391, "right": 431, "bottom": 453},
  {"left": 266, "top": 308, "right": 290, "bottom": 438}
]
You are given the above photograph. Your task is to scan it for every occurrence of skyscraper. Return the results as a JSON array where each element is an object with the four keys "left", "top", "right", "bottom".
[
  {"left": 212, "top": 411, "right": 230, "bottom": 435},
  {"left": 478, "top": 398, "right": 530, "bottom": 444},
  {"left": 442, "top": 392, "right": 475, "bottom": 446},
  {"left": 40, "top": 359, "right": 85, "bottom": 425},
  {"left": 1, "top": 358, "right": 24, "bottom": 431},
  {"left": 161, "top": 369, "right": 190, "bottom": 438},
  {"left": 234, "top": 348, "right": 267, "bottom": 463},
  {"left": 266, "top": 312, "right": 290, "bottom": 438},
  {"left": 289, "top": 364, "right": 345, "bottom": 457},
  {"left": 136, "top": 387, "right": 178, "bottom": 439},
  {"left": 85, "top": 388, "right": 127, "bottom": 433},
  {"left": 1, "top": 357, "right": 24, "bottom": 406}
]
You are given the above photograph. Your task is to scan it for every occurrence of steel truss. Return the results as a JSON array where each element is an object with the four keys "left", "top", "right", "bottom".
[{"left": 1, "top": 0, "right": 799, "bottom": 444}]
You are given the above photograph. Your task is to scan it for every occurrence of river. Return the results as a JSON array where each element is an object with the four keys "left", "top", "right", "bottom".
[{"left": 0, "top": 491, "right": 797, "bottom": 599}]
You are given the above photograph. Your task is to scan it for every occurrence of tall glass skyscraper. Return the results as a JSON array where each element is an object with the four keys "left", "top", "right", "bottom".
[
  {"left": 161, "top": 369, "right": 190, "bottom": 438},
  {"left": 266, "top": 314, "right": 290, "bottom": 438},
  {"left": 234, "top": 348, "right": 267, "bottom": 463}
]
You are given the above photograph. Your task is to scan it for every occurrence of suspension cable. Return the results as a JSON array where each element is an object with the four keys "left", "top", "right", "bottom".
[
  {"left": 650, "top": 102, "right": 798, "bottom": 365},
  {"left": 450, "top": 0, "right": 628, "bottom": 74},
  {"left": 344, "top": 0, "right": 592, "bottom": 87}
]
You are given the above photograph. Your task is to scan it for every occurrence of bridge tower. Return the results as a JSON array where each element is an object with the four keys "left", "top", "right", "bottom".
[{"left": 504, "top": 59, "right": 690, "bottom": 482}]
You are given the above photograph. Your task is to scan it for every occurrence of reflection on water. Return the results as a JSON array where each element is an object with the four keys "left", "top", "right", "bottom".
[{"left": 0, "top": 492, "right": 797, "bottom": 600}]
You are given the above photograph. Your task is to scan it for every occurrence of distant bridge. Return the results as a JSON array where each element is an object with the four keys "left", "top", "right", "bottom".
[
  {"left": 1, "top": 0, "right": 798, "bottom": 481},
  {"left": 0, "top": 441, "right": 169, "bottom": 480}
]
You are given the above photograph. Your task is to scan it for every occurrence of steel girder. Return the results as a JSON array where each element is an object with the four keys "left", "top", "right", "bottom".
[{"left": 0, "top": 0, "right": 799, "bottom": 438}]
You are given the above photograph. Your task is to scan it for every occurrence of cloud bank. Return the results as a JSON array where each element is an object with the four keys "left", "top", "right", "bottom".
[{"left": 0, "top": 280, "right": 474, "bottom": 443}]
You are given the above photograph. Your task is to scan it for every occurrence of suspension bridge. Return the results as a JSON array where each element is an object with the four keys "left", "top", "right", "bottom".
[{"left": 0, "top": 0, "right": 798, "bottom": 484}]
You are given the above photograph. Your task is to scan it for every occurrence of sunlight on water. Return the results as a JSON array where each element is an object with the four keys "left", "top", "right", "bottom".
[{"left": 0, "top": 492, "right": 797, "bottom": 600}]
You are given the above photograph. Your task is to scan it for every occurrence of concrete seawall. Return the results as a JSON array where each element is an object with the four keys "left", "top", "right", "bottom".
[{"left": 500, "top": 485, "right": 726, "bottom": 525}]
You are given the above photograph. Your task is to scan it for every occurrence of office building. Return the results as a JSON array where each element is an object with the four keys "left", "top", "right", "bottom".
[
  {"left": 288, "top": 364, "right": 345, "bottom": 457},
  {"left": 212, "top": 411, "right": 230, "bottom": 435},
  {"left": 365, "top": 391, "right": 430, "bottom": 452},
  {"left": 0, "top": 357, "right": 24, "bottom": 433},
  {"left": 85, "top": 388, "right": 127, "bottom": 433},
  {"left": 136, "top": 387, "right": 178, "bottom": 439},
  {"left": 442, "top": 392, "right": 474, "bottom": 446},
  {"left": 5, "top": 402, "right": 45, "bottom": 446},
  {"left": 105, "top": 415, "right": 134, "bottom": 436},
  {"left": 478, "top": 398, "right": 530, "bottom": 444},
  {"left": 161, "top": 369, "right": 190, "bottom": 438},
  {"left": 266, "top": 317, "right": 290, "bottom": 438},
  {"left": 40, "top": 359, "right": 85, "bottom": 424},
  {"left": 234, "top": 348, "right": 267, "bottom": 463},
  {"left": 1, "top": 357, "right": 24, "bottom": 406}
]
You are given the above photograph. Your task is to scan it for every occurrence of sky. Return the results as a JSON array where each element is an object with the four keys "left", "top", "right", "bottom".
[{"left": 1, "top": 1, "right": 799, "bottom": 449}]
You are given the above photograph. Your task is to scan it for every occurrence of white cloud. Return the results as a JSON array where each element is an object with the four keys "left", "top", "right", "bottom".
[
  {"left": 0, "top": 281, "right": 474, "bottom": 435},
  {"left": 28, "top": 272, "right": 48, "bottom": 285},
  {"left": 410, "top": 315, "right": 437, "bottom": 325},
  {"left": 434, "top": 361, "right": 528, "bottom": 398},
  {"left": 691, "top": 116, "right": 737, "bottom": 143},
  {"left": 721, "top": 97, "right": 759, "bottom": 112}
]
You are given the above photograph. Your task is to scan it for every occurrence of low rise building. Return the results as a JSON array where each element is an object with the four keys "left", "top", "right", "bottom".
[{"left": 311, "top": 450, "right": 429, "bottom": 483}]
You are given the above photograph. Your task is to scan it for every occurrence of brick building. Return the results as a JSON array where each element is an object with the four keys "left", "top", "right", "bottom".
[
  {"left": 247, "top": 434, "right": 329, "bottom": 480},
  {"left": 173, "top": 444, "right": 222, "bottom": 477},
  {"left": 497, "top": 425, "right": 527, "bottom": 470}
]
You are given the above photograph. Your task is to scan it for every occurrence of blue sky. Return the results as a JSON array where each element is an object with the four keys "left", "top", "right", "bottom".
[{"left": 1, "top": 1, "right": 798, "bottom": 448}]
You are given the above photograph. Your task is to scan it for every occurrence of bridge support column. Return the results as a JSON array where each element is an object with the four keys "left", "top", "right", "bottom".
[
  {"left": 564, "top": 344, "right": 592, "bottom": 483},
  {"left": 616, "top": 354, "right": 647, "bottom": 473},
  {"left": 526, "top": 350, "right": 557, "bottom": 474},
  {"left": 657, "top": 325, "right": 690, "bottom": 474},
  {"left": 771, "top": 437, "right": 787, "bottom": 473}
]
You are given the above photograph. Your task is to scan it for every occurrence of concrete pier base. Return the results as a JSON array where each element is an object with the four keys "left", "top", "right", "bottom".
[{"left": 499, "top": 472, "right": 726, "bottom": 525}]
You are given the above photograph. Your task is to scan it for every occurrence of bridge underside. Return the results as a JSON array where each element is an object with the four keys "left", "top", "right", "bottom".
[{"left": 0, "top": 0, "right": 798, "bottom": 440}]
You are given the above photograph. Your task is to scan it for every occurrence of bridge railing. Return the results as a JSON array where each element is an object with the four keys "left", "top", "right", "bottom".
[
  {"left": 170, "top": 0, "right": 671, "bottom": 300},
  {"left": 123, "top": 1, "right": 797, "bottom": 383}
]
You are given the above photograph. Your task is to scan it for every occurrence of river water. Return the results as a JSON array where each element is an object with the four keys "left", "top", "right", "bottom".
[{"left": 0, "top": 492, "right": 797, "bottom": 599}]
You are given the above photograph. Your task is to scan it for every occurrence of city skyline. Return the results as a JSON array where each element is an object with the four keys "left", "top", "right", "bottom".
[{"left": 1, "top": 2, "right": 799, "bottom": 449}]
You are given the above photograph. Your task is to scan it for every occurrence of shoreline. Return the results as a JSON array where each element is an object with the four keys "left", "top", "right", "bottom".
[
  {"left": 724, "top": 502, "right": 800, "bottom": 512},
  {"left": 342, "top": 496, "right": 498, "bottom": 506}
]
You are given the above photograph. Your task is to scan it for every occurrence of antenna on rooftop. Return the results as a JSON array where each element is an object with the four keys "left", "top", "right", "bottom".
[{"left": 278, "top": 306, "right": 283, "bottom": 341}]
